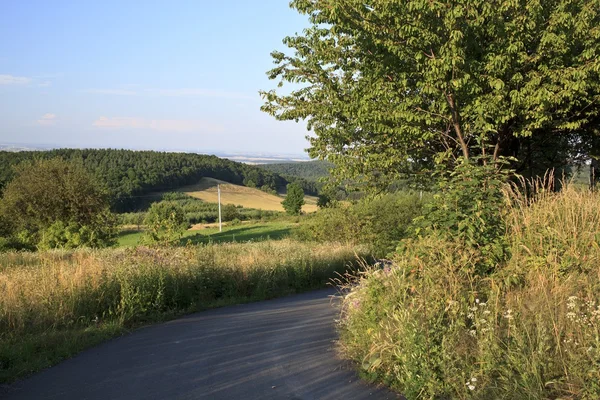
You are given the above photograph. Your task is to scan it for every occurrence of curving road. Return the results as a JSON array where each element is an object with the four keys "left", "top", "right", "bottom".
[{"left": 2, "top": 289, "right": 400, "bottom": 400}]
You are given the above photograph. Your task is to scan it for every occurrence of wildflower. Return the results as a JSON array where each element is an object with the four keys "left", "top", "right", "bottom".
[
  {"left": 468, "top": 385, "right": 475, "bottom": 391},
  {"left": 483, "top": 310, "right": 491, "bottom": 315},
  {"left": 469, "top": 329, "right": 477, "bottom": 336},
  {"left": 475, "top": 299, "right": 480, "bottom": 304},
  {"left": 471, "top": 377, "right": 477, "bottom": 382}
]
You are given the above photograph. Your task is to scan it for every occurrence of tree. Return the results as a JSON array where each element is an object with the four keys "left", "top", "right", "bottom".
[
  {"left": 221, "top": 204, "right": 241, "bottom": 221},
  {"left": 0, "top": 158, "right": 116, "bottom": 249},
  {"left": 143, "top": 201, "right": 188, "bottom": 244},
  {"left": 282, "top": 183, "right": 305, "bottom": 215},
  {"left": 261, "top": 0, "right": 600, "bottom": 188}
]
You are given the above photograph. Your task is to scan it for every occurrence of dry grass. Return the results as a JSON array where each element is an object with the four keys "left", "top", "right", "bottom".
[
  {"left": 179, "top": 177, "right": 318, "bottom": 213},
  {"left": 0, "top": 239, "right": 367, "bottom": 382}
]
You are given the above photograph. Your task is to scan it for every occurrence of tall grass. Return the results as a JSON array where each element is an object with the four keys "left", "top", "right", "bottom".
[
  {"left": 0, "top": 239, "right": 367, "bottom": 382},
  {"left": 338, "top": 184, "right": 600, "bottom": 399}
]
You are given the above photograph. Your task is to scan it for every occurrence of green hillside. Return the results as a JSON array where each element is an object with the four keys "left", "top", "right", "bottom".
[
  {"left": 0, "top": 149, "right": 320, "bottom": 211},
  {"left": 258, "top": 160, "right": 333, "bottom": 182}
]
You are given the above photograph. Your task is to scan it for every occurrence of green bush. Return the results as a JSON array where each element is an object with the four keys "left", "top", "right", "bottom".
[
  {"left": 411, "top": 158, "right": 511, "bottom": 273},
  {"left": 143, "top": 201, "right": 189, "bottom": 245},
  {"left": 296, "top": 191, "right": 427, "bottom": 255},
  {"left": 0, "top": 158, "right": 117, "bottom": 250}
]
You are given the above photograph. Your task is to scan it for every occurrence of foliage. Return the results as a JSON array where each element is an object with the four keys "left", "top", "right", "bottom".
[
  {"left": 119, "top": 192, "right": 280, "bottom": 226},
  {"left": 338, "top": 184, "right": 600, "bottom": 399},
  {"left": 142, "top": 201, "right": 189, "bottom": 245},
  {"left": 0, "top": 149, "right": 319, "bottom": 212},
  {"left": 258, "top": 160, "right": 333, "bottom": 182},
  {"left": 38, "top": 212, "right": 118, "bottom": 250},
  {"left": 316, "top": 192, "right": 333, "bottom": 208},
  {"left": 296, "top": 191, "right": 427, "bottom": 255},
  {"left": 282, "top": 182, "right": 305, "bottom": 215},
  {"left": 411, "top": 158, "right": 512, "bottom": 272},
  {"left": 221, "top": 204, "right": 241, "bottom": 222},
  {"left": 262, "top": 0, "right": 600, "bottom": 190},
  {"left": 0, "top": 158, "right": 116, "bottom": 250},
  {"left": 0, "top": 240, "right": 369, "bottom": 382}
]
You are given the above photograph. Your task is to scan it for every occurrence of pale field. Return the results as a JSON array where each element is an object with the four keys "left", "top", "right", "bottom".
[{"left": 178, "top": 177, "right": 318, "bottom": 213}]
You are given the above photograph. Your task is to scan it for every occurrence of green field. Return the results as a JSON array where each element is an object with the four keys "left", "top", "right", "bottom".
[{"left": 117, "top": 221, "right": 294, "bottom": 247}]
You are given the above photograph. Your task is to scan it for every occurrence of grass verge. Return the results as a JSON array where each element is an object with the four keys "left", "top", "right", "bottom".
[
  {"left": 117, "top": 221, "right": 294, "bottom": 247},
  {"left": 0, "top": 239, "right": 368, "bottom": 383}
]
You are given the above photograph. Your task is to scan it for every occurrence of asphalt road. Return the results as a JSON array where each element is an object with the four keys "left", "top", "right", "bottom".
[{"left": 2, "top": 289, "right": 399, "bottom": 400}]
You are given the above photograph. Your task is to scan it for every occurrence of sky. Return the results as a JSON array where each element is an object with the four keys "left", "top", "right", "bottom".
[{"left": 0, "top": 1, "right": 312, "bottom": 155}]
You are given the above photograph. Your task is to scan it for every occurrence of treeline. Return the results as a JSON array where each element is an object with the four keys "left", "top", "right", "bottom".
[
  {"left": 0, "top": 149, "right": 319, "bottom": 211},
  {"left": 258, "top": 160, "right": 332, "bottom": 182}
]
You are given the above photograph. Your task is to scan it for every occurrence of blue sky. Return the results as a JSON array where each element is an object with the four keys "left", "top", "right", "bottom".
[{"left": 0, "top": 1, "right": 311, "bottom": 154}]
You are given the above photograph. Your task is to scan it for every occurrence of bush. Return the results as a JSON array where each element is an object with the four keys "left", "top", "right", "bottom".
[
  {"left": 338, "top": 184, "right": 600, "bottom": 399},
  {"left": 221, "top": 204, "right": 241, "bottom": 222},
  {"left": 0, "top": 158, "right": 117, "bottom": 250},
  {"left": 296, "top": 191, "right": 427, "bottom": 255},
  {"left": 143, "top": 201, "right": 189, "bottom": 245}
]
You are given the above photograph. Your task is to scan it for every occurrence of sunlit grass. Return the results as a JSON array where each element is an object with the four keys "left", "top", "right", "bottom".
[{"left": 0, "top": 239, "right": 368, "bottom": 382}]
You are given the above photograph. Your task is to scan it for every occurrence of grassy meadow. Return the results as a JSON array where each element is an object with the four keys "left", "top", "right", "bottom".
[
  {"left": 117, "top": 221, "right": 294, "bottom": 247},
  {"left": 0, "top": 239, "right": 368, "bottom": 382},
  {"left": 180, "top": 177, "right": 319, "bottom": 213}
]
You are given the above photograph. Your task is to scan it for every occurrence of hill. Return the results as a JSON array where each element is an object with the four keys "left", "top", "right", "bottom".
[
  {"left": 180, "top": 177, "right": 318, "bottom": 213},
  {"left": 0, "top": 149, "right": 320, "bottom": 211},
  {"left": 258, "top": 160, "right": 332, "bottom": 182}
]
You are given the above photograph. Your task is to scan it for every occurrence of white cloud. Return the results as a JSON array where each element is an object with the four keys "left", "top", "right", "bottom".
[
  {"left": 92, "top": 116, "right": 223, "bottom": 133},
  {"left": 0, "top": 74, "right": 31, "bottom": 85},
  {"left": 37, "top": 81, "right": 52, "bottom": 87},
  {"left": 37, "top": 113, "right": 57, "bottom": 126}
]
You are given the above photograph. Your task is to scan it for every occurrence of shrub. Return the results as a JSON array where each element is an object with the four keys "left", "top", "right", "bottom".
[
  {"left": 143, "top": 201, "right": 189, "bottom": 245},
  {"left": 221, "top": 204, "right": 241, "bottom": 221},
  {"left": 296, "top": 191, "right": 427, "bottom": 255},
  {"left": 0, "top": 158, "right": 116, "bottom": 250}
]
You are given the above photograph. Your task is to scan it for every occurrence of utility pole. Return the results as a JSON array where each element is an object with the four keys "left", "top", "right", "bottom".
[{"left": 218, "top": 184, "right": 222, "bottom": 232}]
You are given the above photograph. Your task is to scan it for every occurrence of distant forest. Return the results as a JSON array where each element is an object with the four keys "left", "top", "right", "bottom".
[
  {"left": 258, "top": 160, "right": 332, "bottom": 182},
  {"left": 0, "top": 149, "right": 320, "bottom": 212}
]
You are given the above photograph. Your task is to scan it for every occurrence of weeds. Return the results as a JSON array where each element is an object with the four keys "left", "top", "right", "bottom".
[
  {"left": 339, "top": 183, "right": 600, "bottom": 399},
  {"left": 0, "top": 239, "right": 366, "bottom": 382}
]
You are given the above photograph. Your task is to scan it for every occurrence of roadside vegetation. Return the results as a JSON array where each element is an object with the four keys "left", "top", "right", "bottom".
[
  {"left": 0, "top": 240, "right": 367, "bottom": 382},
  {"left": 338, "top": 174, "right": 600, "bottom": 399},
  {"left": 262, "top": 0, "right": 600, "bottom": 397}
]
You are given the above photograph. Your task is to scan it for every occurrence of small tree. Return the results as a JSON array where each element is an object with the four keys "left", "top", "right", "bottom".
[
  {"left": 143, "top": 201, "right": 188, "bottom": 245},
  {"left": 221, "top": 204, "right": 241, "bottom": 222},
  {"left": 282, "top": 183, "right": 305, "bottom": 215},
  {"left": 0, "top": 158, "right": 116, "bottom": 249}
]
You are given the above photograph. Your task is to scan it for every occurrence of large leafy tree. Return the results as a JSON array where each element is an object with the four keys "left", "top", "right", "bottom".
[{"left": 261, "top": 0, "right": 600, "bottom": 188}]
